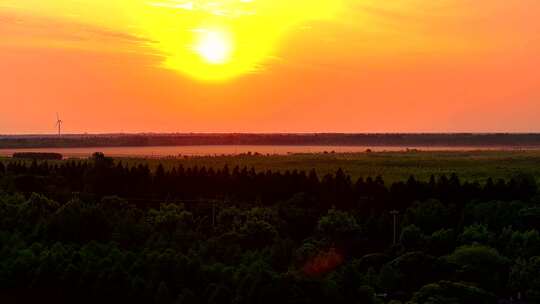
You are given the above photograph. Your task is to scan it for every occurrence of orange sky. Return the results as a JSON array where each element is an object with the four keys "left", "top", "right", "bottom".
[{"left": 0, "top": 0, "right": 539, "bottom": 133}]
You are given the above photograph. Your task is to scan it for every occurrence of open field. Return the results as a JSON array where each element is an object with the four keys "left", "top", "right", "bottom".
[
  {"left": 94, "top": 150, "right": 540, "bottom": 183},
  {"left": 3, "top": 150, "right": 540, "bottom": 183}
]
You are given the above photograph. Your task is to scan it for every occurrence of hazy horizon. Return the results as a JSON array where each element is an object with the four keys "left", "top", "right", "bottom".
[{"left": 4, "top": 132, "right": 540, "bottom": 137}]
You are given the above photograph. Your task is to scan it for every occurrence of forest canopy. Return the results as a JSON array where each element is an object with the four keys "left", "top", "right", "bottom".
[{"left": 0, "top": 154, "right": 539, "bottom": 303}]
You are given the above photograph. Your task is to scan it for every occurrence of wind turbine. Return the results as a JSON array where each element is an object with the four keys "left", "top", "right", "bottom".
[{"left": 55, "top": 113, "right": 63, "bottom": 136}]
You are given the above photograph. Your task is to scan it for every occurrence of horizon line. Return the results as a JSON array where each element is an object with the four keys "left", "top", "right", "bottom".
[{"left": 3, "top": 132, "right": 540, "bottom": 137}]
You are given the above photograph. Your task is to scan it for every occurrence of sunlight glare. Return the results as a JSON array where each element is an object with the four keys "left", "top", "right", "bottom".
[
  {"left": 2, "top": 0, "right": 346, "bottom": 81},
  {"left": 194, "top": 29, "right": 233, "bottom": 64}
]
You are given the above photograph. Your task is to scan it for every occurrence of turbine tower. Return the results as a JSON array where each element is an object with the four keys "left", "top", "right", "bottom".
[{"left": 56, "top": 113, "right": 63, "bottom": 136}]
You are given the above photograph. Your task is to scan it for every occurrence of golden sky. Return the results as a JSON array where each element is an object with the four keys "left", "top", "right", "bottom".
[{"left": 1, "top": 0, "right": 539, "bottom": 133}]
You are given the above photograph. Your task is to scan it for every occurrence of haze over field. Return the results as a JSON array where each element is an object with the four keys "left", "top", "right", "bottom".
[{"left": 1, "top": 0, "right": 539, "bottom": 133}]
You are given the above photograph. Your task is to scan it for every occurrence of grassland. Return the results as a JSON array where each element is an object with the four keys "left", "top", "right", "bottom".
[
  {"left": 114, "top": 150, "right": 540, "bottom": 184},
  {"left": 3, "top": 150, "right": 540, "bottom": 184}
]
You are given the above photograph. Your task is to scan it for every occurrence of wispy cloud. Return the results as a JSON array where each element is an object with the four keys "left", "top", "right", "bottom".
[
  {"left": 0, "top": 11, "right": 154, "bottom": 53},
  {"left": 147, "top": 0, "right": 255, "bottom": 17}
]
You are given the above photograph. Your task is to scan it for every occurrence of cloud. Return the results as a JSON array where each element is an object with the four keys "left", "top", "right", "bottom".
[
  {"left": 0, "top": 11, "right": 153, "bottom": 52},
  {"left": 148, "top": 0, "right": 255, "bottom": 17}
]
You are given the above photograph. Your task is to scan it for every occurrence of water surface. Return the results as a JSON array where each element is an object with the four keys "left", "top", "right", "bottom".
[{"left": 0, "top": 145, "right": 535, "bottom": 159}]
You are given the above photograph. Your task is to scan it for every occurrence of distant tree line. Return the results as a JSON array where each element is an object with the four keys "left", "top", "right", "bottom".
[
  {"left": 0, "top": 153, "right": 540, "bottom": 303},
  {"left": 12, "top": 152, "right": 63, "bottom": 160},
  {"left": 2, "top": 133, "right": 540, "bottom": 148},
  {"left": 0, "top": 153, "right": 536, "bottom": 211}
]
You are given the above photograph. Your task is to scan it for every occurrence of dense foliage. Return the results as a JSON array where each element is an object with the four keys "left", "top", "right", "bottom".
[{"left": 1, "top": 153, "right": 539, "bottom": 303}]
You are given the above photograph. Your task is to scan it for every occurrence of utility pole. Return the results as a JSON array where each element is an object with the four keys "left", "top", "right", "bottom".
[{"left": 390, "top": 210, "right": 399, "bottom": 245}]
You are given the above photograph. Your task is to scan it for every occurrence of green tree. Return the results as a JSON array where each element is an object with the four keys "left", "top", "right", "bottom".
[
  {"left": 411, "top": 281, "right": 495, "bottom": 304},
  {"left": 377, "top": 264, "right": 401, "bottom": 292},
  {"left": 464, "top": 201, "right": 525, "bottom": 231},
  {"left": 446, "top": 245, "right": 508, "bottom": 292},
  {"left": 509, "top": 256, "right": 540, "bottom": 301},
  {"left": 405, "top": 199, "right": 452, "bottom": 234},
  {"left": 150, "top": 204, "right": 193, "bottom": 234},
  {"left": 317, "top": 208, "right": 360, "bottom": 241},
  {"left": 239, "top": 219, "right": 278, "bottom": 249},
  {"left": 459, "top": 224, "right": 493, "bottom": 246},
  {"left": 428, "top": 229, "right": 456, "bottom": 256},
  {"left": 385, "top": 252, "right": 436, "bottom": 294},
  {"left": 400, "top": 225, "right": 425, "bottom": 250}
]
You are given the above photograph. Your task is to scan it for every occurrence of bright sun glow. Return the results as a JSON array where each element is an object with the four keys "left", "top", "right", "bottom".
[
  {"left": 2, "top": 0, "right": 345, "bottom": 81},
  {"left": 130, "top": 0, "right": 344, "bottom": 81},
  {"left": 194, "top": 29, "right": 233, "bottom": 64}
]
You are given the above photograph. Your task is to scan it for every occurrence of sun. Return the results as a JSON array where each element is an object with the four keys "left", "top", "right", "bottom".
[
  {"left": 107, "top": 0, "right": 345, "bottom": 81},
  {"left": 194, "top": 29, "right": 233, "bottom": 64},
  {"left": 7, "top": 0, "right": 346, "bottom": 81}
]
